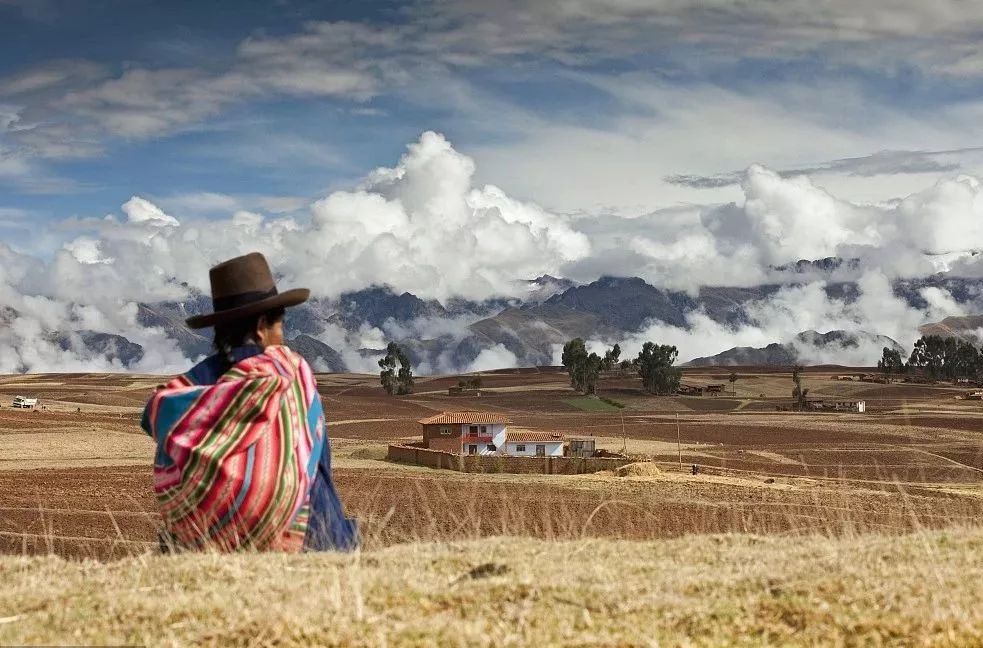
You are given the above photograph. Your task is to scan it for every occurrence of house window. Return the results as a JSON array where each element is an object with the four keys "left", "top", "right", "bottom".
[
  {"left": 480, "top": 425, "right": 487, "bottom": 434},
  {"left": 536, "top": 444, "right": 546, "bottom": 456},
  {"left": 515, "top": 444, "right": 526, "bottom": 452},
  {"left": 470, "top": 425, "right": 479, "bottom": 435},
  {"left": 487, "top": 444, "right": 496, "bottom": 451},
  {"left": 439, "top": 426, "right": 452, "bottom": 436},
  {"left": 468, "top": 445, "right": 478, "bottom": 455}
]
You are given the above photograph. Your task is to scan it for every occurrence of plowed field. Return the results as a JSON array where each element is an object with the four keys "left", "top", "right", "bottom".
[{"left": 1, "top": 367, "right": 981, "bottom": 559}]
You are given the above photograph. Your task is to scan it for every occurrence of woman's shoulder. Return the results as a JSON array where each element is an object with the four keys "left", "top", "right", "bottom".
[{"left": 260, "top": 345, "right": 315, "bottom": 376}]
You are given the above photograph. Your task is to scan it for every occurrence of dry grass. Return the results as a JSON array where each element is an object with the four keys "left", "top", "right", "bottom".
[
  {"left": 3, "top": 370, "right": 983, "bottom": 644},
  {"left": 2, "top": 530, "right": 983, "bottom": 646},
  {"left": 615, "top": 462, "right": 662, "bottom": 477}
]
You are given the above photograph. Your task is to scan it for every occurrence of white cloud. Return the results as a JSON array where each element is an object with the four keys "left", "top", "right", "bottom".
[
  {"left": 2, "top": 130, "right": 982, "bottom": 373},
  {"left": 121, "top": 196, "right": 180, "bottom": 226},
  {"left": 467, "top": 344, "right": 518, "bottom": 372},
  {"left": 291, "top": 131, "right": 591, "bottom": 301},
  {"left": 607, "top": 271, "right": 969, "bottom": 366}
]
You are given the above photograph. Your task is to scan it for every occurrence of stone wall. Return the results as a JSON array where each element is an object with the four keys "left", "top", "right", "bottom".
[{"left": 386, "top": 445, "right": 630, "bottom": 475}]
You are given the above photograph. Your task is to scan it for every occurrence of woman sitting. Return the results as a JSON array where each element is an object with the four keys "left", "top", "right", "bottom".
[{"left": 142, "top": 252, "right": 356, "bottom": 552}]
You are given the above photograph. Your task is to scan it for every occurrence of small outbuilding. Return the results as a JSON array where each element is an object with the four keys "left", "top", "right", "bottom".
[
  {"left": 567, "top": 437, "right": 597, "bottom": 458},
  {"left": 503, "top": 430, "right": 565, "bottom": 457}
]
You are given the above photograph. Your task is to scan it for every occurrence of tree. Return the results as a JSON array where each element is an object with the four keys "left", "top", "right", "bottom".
[
  {"left": 379, "top": 342, "right": 413, "bottom": 395},
  {"left": 601, "top": 343, "right": 622, "bottom": 371},
  {"left": 379, "top": 348, "right": 397, "bottom": 395},
  {"left": 561, "top": 338, "right": 602, "bottom": 394},
  {"left": 458, "top": 375, "right": 482, "bottom": 389},
  {"left": 792, "top": 365, "right": 809, "bottom": 410},
  {"left": 953, "top": 340, "right": 982, "bottom": 381},
  {"left": 877, "top": 347, "right": 905, "bottom": 380},
  {"left": 636, "top": 342, "right": 682, "bottom": 395},
  {"left": 907, "top": 335, "right": 981, "bottom": 382},
  {"left": 619, "top": 357, "right": 639, "bottom": 372}
]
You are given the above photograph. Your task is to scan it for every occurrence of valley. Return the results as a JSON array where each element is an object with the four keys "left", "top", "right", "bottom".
[{"left": 1, "top": 366, "right": 981, "bottom": 560}]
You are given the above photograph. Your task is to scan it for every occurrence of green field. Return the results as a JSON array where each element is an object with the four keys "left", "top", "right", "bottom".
[{"left": 562, "top": 396, "right": 623, "bottom": 412}]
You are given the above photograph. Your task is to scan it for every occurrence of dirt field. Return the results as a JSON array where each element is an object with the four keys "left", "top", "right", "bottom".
[{"left": 1, "top": 366, "right": 981, "bottom": 559}]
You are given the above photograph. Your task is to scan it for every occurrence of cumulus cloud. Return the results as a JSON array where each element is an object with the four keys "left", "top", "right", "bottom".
[
  {"left": 0, "top": 132, "right": 589, "bottom": 371},
  {"left": 1, "top": 130, "right": 982, "bottom": 373},
  {"left": 570, "top": 165, "right": 983, "bottom": 292},
  {"left": 121, "top": 196, "right": 180, "bottom": 226},
  {"left": 291, "top": 131, "right": 591, "bottom": 301}
]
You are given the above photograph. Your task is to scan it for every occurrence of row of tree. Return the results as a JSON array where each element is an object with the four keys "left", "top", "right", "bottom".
[
  {"left": 379, "top": 333, "right": 982, "bottom": 398},
  {"left": 561, "top": 338, "right": 682, "bottom": 395},
  {"left": 879, "top": 335, "right": 983, "bottom": 382}
]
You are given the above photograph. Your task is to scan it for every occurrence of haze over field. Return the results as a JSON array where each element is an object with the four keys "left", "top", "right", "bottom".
[{"left": 2, "top": 1, "right": 983, "bottom": 373}]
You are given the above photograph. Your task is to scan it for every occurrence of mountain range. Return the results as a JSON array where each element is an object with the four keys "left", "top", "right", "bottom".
[
  {"left": 684, "top": 330, "right": 906, "bottom": 367},
  {"left": 18, "top": 262, "right": 983, "bottom": 372}
]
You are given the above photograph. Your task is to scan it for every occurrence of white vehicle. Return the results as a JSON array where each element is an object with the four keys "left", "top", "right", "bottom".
[{"left": 12, "top": 396, "right": 38, "bottom": 409}]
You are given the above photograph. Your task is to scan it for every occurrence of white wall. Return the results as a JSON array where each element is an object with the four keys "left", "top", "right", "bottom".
[
  {"left": 461, "top": 423, "right": 507, "bottom": 454},
  {"left": 503, "top": 441, "right": 564, "bottom": 457},
  {"left": 490, "top": 424, "right": 507, "bottom": 447}
]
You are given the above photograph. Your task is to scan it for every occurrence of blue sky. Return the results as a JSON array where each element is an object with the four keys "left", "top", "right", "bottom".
[
  {"left": 5, "top": 0, "right": 983, "bottom": 246},
  {"left": 4, "top": 1, "right": 983, "bottom": 374}
]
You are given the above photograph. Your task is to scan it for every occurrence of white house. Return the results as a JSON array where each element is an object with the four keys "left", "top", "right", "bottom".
[
  {"left": 419, "top": 411, "right": 511, "bottom": 455},
  {"left": 503, "top": 430, "right": 565, "bottom": 457},
  {"left": 418, "top": 412, "right": 565, "bottom": 456}
]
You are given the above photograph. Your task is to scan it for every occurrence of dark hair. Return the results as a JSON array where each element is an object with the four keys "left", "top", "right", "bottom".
[{"left": 213, "top": 306, "right": 286, "bottom": 372}]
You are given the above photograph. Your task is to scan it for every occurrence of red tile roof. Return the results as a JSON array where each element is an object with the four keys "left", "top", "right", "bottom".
[
  {"left": 418, "top": 411, "right": 512, "bottom": 425},
  {"left": 506, "top": 431, "right": 565, "bottom": 443}
]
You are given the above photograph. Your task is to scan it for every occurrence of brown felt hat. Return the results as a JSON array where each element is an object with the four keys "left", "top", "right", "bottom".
[{"left": 185, "top": 252, "right": 309, "bottom": 329}]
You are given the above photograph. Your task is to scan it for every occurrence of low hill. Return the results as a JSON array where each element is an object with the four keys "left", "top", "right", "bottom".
[
  {"left": 285, "top": 334, "right": 347, "bottom": 372},
  {"left": 919, "top": 314, "right": 983, "bottom": 343},
  {"left": 685, "top": 329, "right": 903, "bottom": 367},
  {"left": 3, "top": 531, "right": 982, "bottom": 646}
]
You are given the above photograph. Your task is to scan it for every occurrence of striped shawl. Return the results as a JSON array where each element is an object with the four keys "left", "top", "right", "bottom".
[{"left": 142, "top": 345, "right": 324, "bottom": 552}]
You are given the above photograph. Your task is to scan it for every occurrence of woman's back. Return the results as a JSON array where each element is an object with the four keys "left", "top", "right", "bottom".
[{"left": 143, "top": 345, "right": 324, "bottom": 551}]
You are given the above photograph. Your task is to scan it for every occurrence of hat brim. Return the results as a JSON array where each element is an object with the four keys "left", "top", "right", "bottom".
[{"left": 185, "top": 288, "right": 310, "bottom": 329}]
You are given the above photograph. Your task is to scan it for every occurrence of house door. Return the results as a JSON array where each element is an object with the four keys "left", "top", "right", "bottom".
[
  {"left": 468, "top": 445, "right": 478, "bottom": 455},
  {"left": 536, "top": 444, "right": 546, "bottom": 456}
]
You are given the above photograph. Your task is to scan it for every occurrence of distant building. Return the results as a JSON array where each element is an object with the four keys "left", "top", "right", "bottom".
[
  {"left": 419, "top": 411, "right": 511, "bottom": 455},
  {"left": 11, "top": 396, "right": 38, "bottom": 409},
  {"left": 860, "top": 374, "right": 889, "bottom": 384},
  {"left": 801, "top": 398, "right": 866, "bottom": 413},
  {"left": 567, "top": 437, "right": 597, "bottom": 458},
  {"left": 678, "top": 384, "right": 727, "bottom": 396},
  {"left": 418, "top": 411, "right": 566, "bottom": 456},
  {"left": 504, "top": 430, "right": 565, "bottom": 457}
]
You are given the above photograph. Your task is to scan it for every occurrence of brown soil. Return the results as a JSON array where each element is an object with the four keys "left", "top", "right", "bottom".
[
  {"left": 5, "top": 464, "right": 983, "bottom": 561},
  {"left": 2, "top": 368, "right": 981, "bottom": 561}
]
